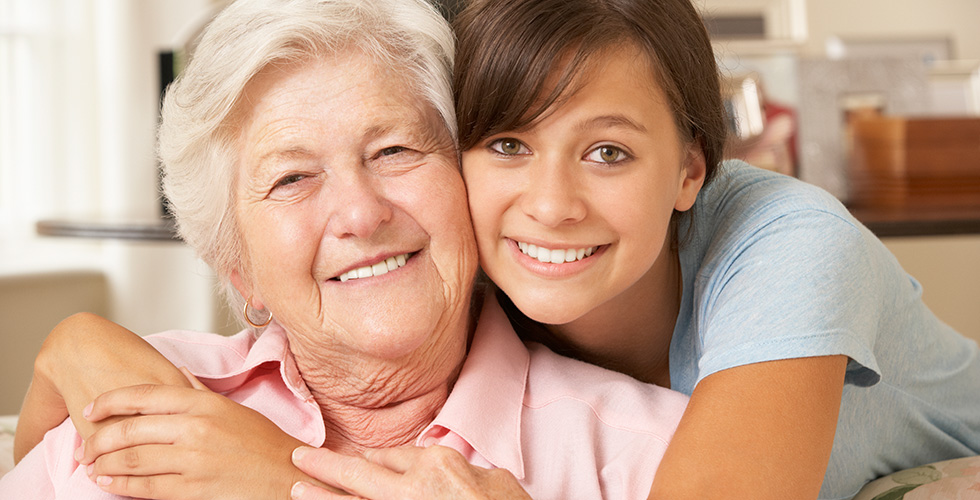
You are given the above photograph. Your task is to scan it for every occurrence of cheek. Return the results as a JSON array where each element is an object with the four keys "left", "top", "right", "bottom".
[
  {"left": 239, "top": 205, "right": 322, "bottom": 288},
  {"left": 603, "top": 178, "right": 675, "bottom": 246},
  {"left": 442, "top": 179, "right": 481, "bottom": 271},
  {"left": 462, "top": 161, "right": 508, "bottom": 240},
  {"left": 398, "top": 166, "right": 479, "bottom": 274}
]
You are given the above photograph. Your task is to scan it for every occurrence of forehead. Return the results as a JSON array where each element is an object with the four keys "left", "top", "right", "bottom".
[
  {"left": 497, "top": 42, "right": 668, "bottom": 133},
  {"left": 528, "top": 44, "right": 667, "bottom": 122},
  {"left": 235, "top": 51, "right": 442, "bottom": 155},
  {"left": 249, "top": 53, "right": 397, "bottom": 120}
]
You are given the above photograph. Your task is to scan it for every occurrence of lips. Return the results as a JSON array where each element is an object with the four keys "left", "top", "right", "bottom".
[
  {"left": 333, "top": 252, "right": 411, "bottom": 282},
  {"left": 516, "top": 241, "right": 598, "bottom": 264}
]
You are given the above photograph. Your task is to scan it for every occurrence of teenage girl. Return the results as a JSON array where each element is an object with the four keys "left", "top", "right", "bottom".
[
  {"left": 16, "top": 0, "right": 980, "bottom": 499},
  {"left": 449, "top": 0, "right": 980, "bottom": 498}
]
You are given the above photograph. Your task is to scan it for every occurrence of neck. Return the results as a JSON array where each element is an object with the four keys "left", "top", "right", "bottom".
[
  {"left": 548, "top": 236, "right": 681, "bottom": 387},
  {"left": 290, "top": 332, "right": 468, "bottom": 454},
  {"left": 315, "top": 375, "right": 455, "bottom": 454}
]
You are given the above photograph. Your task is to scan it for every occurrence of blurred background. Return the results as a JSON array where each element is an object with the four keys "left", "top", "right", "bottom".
[{"left": 1, "top": 0, "right": 978, "bottom": 414}]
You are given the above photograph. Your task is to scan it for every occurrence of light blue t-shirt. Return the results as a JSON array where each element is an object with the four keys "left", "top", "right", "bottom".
[{"left": 671, "top": 161, "right": 980, "bottom": 500}]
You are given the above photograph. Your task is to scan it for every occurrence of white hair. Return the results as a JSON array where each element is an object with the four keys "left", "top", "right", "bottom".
[{"left": 158, "top": 0, "right": 456, "bottom": 329}]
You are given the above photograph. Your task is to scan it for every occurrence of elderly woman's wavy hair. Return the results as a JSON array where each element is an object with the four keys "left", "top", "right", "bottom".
[{"left": 158, "top": 0, "right": 456, "bottom": 330}]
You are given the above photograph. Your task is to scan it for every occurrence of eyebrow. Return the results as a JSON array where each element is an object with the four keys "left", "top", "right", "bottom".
[
  {"left": 256, "top": 147, "right": 317, "bottom": 165},
  {"left": 575, "top": 114, "right": 648, "bottom": 134}
]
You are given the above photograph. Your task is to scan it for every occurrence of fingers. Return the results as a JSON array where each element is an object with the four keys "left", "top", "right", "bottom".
[
  {"left": 290, "top": 481, "right": 362, "bottom": 500},
  {"left": 361, "top": 446, "right": 425, "bottom": 473},
  {"left": 90, "top": 471, "right": 182, "bottom": 499},
  {"left": 85, "top": 384, "right": 209, "bottom": 422},
  {"left": 76, "top": 414, "right": 187, "bottom": 465},
  {"left": 178, "top": 367, "right": 211, "bottom": 392},
  {"left": 292, "top": 446, "right": 398, "bottom": 499},
  {"left": 87, "top": 443, "right": 185, "bottom": 478}
]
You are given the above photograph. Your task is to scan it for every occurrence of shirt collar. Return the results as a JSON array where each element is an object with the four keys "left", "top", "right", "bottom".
[
  {"left": 168, "top": 323, "right": 313, "bottom": 401},
  {"left": 151, "top": 324, "right": 323, "bottom": 446},
  {"left": 418, "top": 293, "right": 530, "bottom": 478}
]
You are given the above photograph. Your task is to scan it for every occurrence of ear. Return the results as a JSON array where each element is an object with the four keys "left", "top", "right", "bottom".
[
  {"left": 230, "top": 268, "right": 265, "bottom": 310},
  {"left": 674, "top": 143, "right": 707, "bottom": 212}
]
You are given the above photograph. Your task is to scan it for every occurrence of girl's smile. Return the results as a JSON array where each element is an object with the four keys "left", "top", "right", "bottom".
[{"left": 509, "top": 238, "right": 608, "bottom": 278}]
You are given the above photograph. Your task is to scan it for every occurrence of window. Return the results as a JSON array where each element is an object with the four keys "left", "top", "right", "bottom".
[{"left": 0, "top": 0, "right": 101, "bottom": 246}]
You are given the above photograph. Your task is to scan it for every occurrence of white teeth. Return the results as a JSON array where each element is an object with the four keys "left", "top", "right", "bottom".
[
  {"left": 337, "top": 253, "right": 411, "bottom": 282},
  {"left": 516, "top": 242, "right": 599, "bottom": 264},
  {"left": 549, "top": 249, "right": 564, "bottom": 264}
]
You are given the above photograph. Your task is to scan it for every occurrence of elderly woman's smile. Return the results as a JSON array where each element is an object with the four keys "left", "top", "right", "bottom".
[
  {"left": 333, "top": 251, "right": 412, "bottom": 282},
  {"left": 231, "top": 49, "right": 478, "bottom": 392}
]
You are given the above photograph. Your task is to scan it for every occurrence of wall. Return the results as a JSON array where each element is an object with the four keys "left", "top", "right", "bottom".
[
  {"left": 883, "top": 235, "right": 980, "bottom": 346},
  {"left": 701, "top": 0, "right": 980, "bottom": 60},
  {"left": 804, "top": 0, "right": 980, "bottom": 59}
]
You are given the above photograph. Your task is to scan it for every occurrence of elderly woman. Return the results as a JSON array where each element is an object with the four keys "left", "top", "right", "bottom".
[{"left": 1, "top": 0, "right": 688, "bottom": 498}]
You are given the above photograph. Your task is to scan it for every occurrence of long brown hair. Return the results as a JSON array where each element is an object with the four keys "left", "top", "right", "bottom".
[{"left": 453, "top": 0, "right": 727, "bottom": 185}]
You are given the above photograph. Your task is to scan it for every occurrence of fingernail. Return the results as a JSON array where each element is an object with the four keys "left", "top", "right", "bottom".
[
  {"left": 86, "top": 464, "right": 94, "bottom": 476},
  {"left": 96, "top": 475, "right": 113, "bottom": 487},
  {"left": 290, "top": 481, "right": 306, "bottom": 499},
  {"left": 292, "top": 446, "right": 308, "bottom": 463},
  {"left": 74, "top": 442, "right": 84, "bottom": 462},
  {"left": 83, "top": 402, "right": 93, "bottom": 419}
]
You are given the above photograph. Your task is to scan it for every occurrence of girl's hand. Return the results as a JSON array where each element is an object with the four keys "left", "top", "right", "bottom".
[
  {"left": 15, "top": 313, "right": 190, "bottom": 462},
  {"left": 291, "top": 444, "right": 532, "bottom": 500},
  {"left": 76, "top": 370, "right": 339, "bottom": 500}
]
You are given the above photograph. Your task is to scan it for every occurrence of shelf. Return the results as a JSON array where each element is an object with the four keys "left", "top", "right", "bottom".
[
  {"left": 848, "top": 205, "right": 980, "bottom": 237},
  {"left": 36, "top": 218, "right": 180, "bottom": 242}
]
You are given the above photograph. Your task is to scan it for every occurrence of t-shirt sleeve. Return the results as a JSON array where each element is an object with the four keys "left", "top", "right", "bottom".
[{"left": 694, "top": 207, "right": 882, "bottom": 387}]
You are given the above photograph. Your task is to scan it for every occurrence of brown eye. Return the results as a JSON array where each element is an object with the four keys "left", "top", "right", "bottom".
[
  {"left": 489, "top": 138, "right": 528, "bottom": 156},
  {"left": 586, "top": 145, "right": 628, "bottom": 164}
]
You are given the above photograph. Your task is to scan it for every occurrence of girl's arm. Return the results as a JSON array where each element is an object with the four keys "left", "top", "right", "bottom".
[
  {"left": 648, "top": 355, "right": 847, "bottom": 500},
  {"left": 14, "top": 313, "right": 190, "bottom": 462},
  {"left": 15, "top": 313, "right": 338, "bottom": 499}
]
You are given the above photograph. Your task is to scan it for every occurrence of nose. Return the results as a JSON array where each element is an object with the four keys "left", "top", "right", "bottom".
[
  {"left": 519, "top": 159, "right": 587, "bottom": 227},
  {"left": 325, "top": 169, "right": 393, "bottom": 239}
]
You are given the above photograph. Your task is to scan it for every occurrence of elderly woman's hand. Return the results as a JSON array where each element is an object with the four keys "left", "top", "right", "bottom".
[
  {"left": 291, "top": 445, "right": 532, "bottom": 500},
  {"left": 75, "top": 370, "right": 341, "bottom": 500}
]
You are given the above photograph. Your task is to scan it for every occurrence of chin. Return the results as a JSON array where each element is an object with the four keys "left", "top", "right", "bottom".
[
  {"left": 352, "top": 317, "right": 443, "bottom": 360},
  {"left": 511, "top": 294, "right": 587, "bottom": 327}
]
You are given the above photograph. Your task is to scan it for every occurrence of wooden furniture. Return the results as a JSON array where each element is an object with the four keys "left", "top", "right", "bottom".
[{"left": 848, "top": 116, "right": 980, "bottom": 210}]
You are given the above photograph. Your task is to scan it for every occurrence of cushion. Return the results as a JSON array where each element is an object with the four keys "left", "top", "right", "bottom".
[
  {"left": 0, "top": 415, "right": 16, "bottom": 478},
  {"left": 851, "top": 455, "right": 980, "bottom": 500}
]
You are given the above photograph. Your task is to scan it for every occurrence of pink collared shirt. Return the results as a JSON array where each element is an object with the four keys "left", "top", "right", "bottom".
[{"left": 1, "top": 295, "right": 688, "bottom": 499}]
